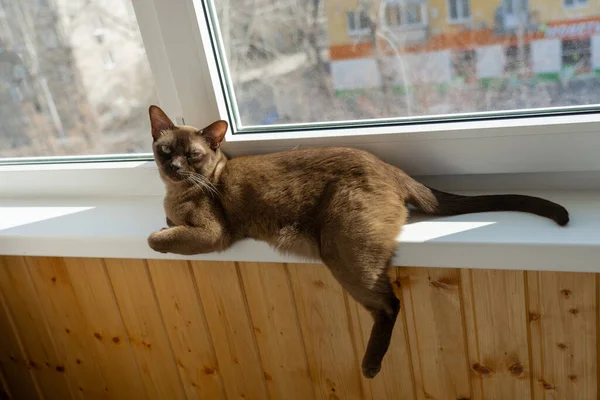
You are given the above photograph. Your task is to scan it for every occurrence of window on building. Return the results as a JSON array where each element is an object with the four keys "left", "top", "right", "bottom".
[
  {"left": 346, "top": 10, "right": 371, "bottom": 35},
  {"left": 448, "top": 0, "right": 471, "bottom": 22},
  {"left": 385, "top": 4, "right": 425, "bottom": 27},
  {"left": 564, "top": 0, "right": 588, "bottom": 8}
]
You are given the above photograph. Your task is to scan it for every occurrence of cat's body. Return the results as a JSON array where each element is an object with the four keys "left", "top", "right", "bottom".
[{"left": 147, "top": 106, "right": 569, "bottom": 378}]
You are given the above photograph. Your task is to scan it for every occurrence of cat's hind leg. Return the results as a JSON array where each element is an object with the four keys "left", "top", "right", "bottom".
[
  {"left": 318, "top": 182, "right": 407, "bottom": 378},
  {"left": 321, "top": 249, "right": 400, "bottom": 379}
]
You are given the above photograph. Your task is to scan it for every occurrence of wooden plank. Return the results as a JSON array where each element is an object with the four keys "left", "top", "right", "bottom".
[
  {"left": 400, "top": 267, "right": 471, "bottom": 400},
  {"left": 191, "top": 260, "right": 269, "bottom": 400},
  {"left": 61, "top": 257, "right": 147, "bottom": 399},
  {"left": 0, "top": 368, "right": 12, "bottom": 400},
  {"left": 346, "top": 267, "right": 416, "bottom": 400},
  {"left": 527, "top": 271, "right": 597, "bottom": 400},
  {"left": 341, "top": 292, "right": 373, "bottom": 400},
  {"left": 0, "top": 256, "right": 74, "bottom": 399},
  {"left": 147, "top": 259, "right": 226, "bottom": 400},
  {"left": 459, "top": 269, "right": 484, "bottom": 400},
  {"left": 104, "top": 258, "right": 186, "bottom": 400},
  {"left": 287, "top": 263, "right": 365, "bottom": 400},
  {"left": 26, "top": 257, "right": 112, "bottom": 398},
  {"left": 0, "top": 272, "right": 41, "bottom": 400},
  {"left": 464, "top": 269, "right": 531, "bottom": 400},
  {"left": 238, "top": 262, "right": 315, "bottom": 400}
]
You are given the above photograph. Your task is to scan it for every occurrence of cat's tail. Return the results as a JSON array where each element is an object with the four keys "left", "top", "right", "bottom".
[{"left": 404, "top": 179, "right": 569, "bottom": 226}]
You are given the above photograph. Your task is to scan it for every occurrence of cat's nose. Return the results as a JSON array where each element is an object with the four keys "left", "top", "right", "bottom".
[{"left": 171, "top": 160, "right": 183, "bottom": 170}]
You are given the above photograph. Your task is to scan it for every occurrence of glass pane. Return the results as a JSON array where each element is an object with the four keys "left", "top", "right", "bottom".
[
  {"left": 505, "top": 0, "right": 514, "bottom": 14},
  {"left": 0, "top": 0, "right": 158, "bottom": 158},
  {"left": 346, "top": 12, "right": 356, "bottom": 32},
  {"left": 406, "top": 5, "right": 422, "bottom": 24},
  {"left": 212, "top": 0, "right": 600, "bottom": 128},
  {"left": 385, "top": 6, "right": 401, "bottom": 27},
  {"left": 359, "top": 11, "right": 371, "bottom": 30},
  {"left": 449, "top": 0, "right": 459, "bottom": 20},
  {"left": 462, "top": 0, "right": 471, "bottom": 19}
]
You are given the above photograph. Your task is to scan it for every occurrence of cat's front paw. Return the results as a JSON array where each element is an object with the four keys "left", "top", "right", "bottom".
[{"left": 148, "top": 230, "right": 171, "bottom": 253}]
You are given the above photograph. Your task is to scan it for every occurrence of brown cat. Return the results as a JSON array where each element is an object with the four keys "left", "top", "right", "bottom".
[{"left": 147, "top": 105, "right": 569, "bottom": 378}]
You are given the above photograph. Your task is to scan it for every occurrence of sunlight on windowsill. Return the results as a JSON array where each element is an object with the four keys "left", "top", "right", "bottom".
[
  {"left": 0, "top": 206, "right": 95, "bottom": 231},
  {"left": 398, "top": 221, "right": 496, "bottom": 242}
]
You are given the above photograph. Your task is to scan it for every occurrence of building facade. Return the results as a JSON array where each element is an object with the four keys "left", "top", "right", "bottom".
[{"left": 325, "top": 0, "right": 600, "bottom": 92}]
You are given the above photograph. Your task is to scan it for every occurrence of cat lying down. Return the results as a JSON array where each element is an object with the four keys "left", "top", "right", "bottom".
[{"left": 146, "top": 105, "right": 569, "bottom": 378}]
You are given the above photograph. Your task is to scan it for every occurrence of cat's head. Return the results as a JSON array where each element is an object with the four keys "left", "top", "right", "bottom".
[{"left": 148, "top": 105, "right": 227, "bottom": 184}]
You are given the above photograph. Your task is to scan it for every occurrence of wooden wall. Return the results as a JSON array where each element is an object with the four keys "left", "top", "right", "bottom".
[{"left": 0, "top": 256, "right": 596, "bottom": 400}]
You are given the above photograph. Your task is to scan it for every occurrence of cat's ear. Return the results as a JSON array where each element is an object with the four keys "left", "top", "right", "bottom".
[
  {"left": 149, "top": 105, "right": 174, "bottom": 140},
  {"left": 200, "top": 120, "right": 228, "bottom": 150}
]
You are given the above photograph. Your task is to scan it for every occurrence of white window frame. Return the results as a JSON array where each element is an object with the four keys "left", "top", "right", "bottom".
[
  {"left": 385, "top": 3, "right": 428, "bottom": 28},
  {"left": 447, "top": 0, "right": 471, "bottom": 24},
  {"left": 3, "top": 0, "right": 600, "bottom": 198},
  {"left": 563, "top": 0, "right": 588, "bottom": 9}
]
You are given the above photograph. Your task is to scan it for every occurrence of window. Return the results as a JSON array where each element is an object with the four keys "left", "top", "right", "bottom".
[
  {"left": 564, "top": 0, "right": 588, "bottom": 8},
  {"left": 0, "top": 0, "right": 157, "bottom": 158},
  {"left": 347, "top": 10, "right": 371, "bottom": 35},
  {"left": 2, "top": 0, "right": 600, "bottom": 182},
  {"left": 208, "top": 0, "right": 600, "bottom": 128},
  {"left": 448, "top": 0, "right": 471, "bottom": 23},
  {"left": 386, "top": 3, "right": 425, "bottom": 27}
]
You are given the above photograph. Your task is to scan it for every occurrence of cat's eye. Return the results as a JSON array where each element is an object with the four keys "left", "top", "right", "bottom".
[
  {"left": 160, "top": 145, "right": 171, "bottom": 154},
  {"left": 188, "top": 152, "right": 202, "bottom": 159}
]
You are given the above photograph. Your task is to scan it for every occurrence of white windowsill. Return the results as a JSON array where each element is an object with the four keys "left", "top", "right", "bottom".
[{"left": 0, "top": 191, "right": 597, "bottom": 272}]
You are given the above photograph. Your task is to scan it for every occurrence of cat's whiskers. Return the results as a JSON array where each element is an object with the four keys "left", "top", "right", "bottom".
[
  {"left": 192, "top": 172, "right": 220, "bottom": 197},
  {"left": 180, "top": 171, "right": 219, "bottom": 197}
]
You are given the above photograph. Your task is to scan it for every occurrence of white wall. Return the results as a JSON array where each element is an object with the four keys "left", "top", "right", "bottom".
[
  {"left": 591, "top": 35, "right": 600, "bottom": 72},
  {"left": 393, "top": 50, "right": 452, "bottom": 86},
  {"left": 475, "top": 45, "right": 505, "bottom": 79},
  {"left": 531, "top": 39, "right": 562, "bottom": 74},
  {"left": 330, "top": 58, "right": 381, "bottom": 90},
  {"left": 330, "top": 50, "right": 452, "bottom": 91}
]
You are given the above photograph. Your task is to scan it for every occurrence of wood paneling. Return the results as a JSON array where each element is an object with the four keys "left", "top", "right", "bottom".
[
  {"left": 288, "top": 263, "right": 367, "bottom": 399},
  {"left": 104, "top": 258, "right": 187, "bottom": 400},
  {"left": 401, "top": 267, "right": 471, "bottom": 400},
  {"left": 347, "top": 268, "right": 416, "bottom": 400},
  {"left": 527, "top": 271, "right": 597, "bottom": 400},
  {"left": 191, "top": 260, "right": 269, "bottom": 400},
  {"left": 148, "top": 259, "right": 226, "bottom": 400},
  {"left": 0, "top": 280, "right": 40, "bottom": 400},
  {"left": 0, "top": 257, "right": 73, "bottom": 399},
  {"left": 0, "top": 256, "right": 599, "bottom": 400},
  {"left": 463, "top": 269, "right": 531, "bottom": 400},
  {"left": 238, "top": 262, "right": 314, "bottom": 400},
  {"left": 62, "top": 257, "right": 146, "bottom": 399}
]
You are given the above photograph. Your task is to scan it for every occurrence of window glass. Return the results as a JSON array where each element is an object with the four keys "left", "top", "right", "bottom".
[
  {"left": 449, "top": 0, "right": 459, "bottom": 20},
  {"left": 212, "top": 0, "right": 600, "bottom": 128},
  {"left": 563, "top": 0, "right": 587, "bottom": 7},
  {"left": 462, "top": 0, "right": 471, "bottom": 19},
  {"left": 0, "top": 0, "right": 157, "bottom": 158}
]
